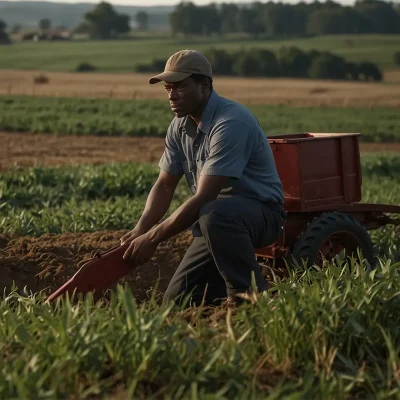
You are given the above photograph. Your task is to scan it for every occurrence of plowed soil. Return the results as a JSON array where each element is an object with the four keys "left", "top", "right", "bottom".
[
  {"left": 0, "top": 230, "right": 193, "bottom": 302},
  {"left": 1, "top": 132, "right": 165, "bottom": 170},
  {"left": 2, "top": 132, "right": 399, "bottom": 171}
]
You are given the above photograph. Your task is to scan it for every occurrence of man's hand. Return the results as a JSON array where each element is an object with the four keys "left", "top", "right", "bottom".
[
  {"left": 122, "top": 233, "right": 158, "bottom": 266},
  {"left": 120, "top": 229, "right": 142, "bottom": 246}
]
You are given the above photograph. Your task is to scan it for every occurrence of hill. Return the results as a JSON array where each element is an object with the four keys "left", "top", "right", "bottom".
[{"left": 0, "top": 1, "right": 173, "bottom": 30}]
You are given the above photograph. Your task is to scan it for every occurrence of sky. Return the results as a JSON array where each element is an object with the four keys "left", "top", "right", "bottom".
[{"left": 7, "top": 0, "right": 363, "bottom": 5}]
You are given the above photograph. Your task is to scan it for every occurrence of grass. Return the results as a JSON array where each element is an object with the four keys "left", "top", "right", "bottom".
[
  {"left": 1, "top": 95, "right": 400, "bottom": 142},
  {"left": 1, "top": 154, "right": 399, "bottom": 259},
  {"left": 1, "top": 261, "right": 399, "bottom": 399},
  {"left": 0, "top": 150, "right": 399, "bottom": 398},
  {"left": 2, "top": 34, "right": 400, "bottom": 72}
]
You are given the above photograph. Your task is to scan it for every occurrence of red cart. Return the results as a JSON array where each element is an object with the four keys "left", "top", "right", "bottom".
[{"left": 255, "top": 132, "right": 400, "bottom": 269}]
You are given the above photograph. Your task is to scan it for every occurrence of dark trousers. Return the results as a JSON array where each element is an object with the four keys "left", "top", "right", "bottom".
[{"left": 163, "top": 196, "right": 286, "bottom": 307}]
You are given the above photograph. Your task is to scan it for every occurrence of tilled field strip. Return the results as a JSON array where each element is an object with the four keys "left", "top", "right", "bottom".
[
  {"left": 0, "top": 230, "right": 192, "bottom": 301},
  {"left": 2, "top": 132, "right": 399, "bottom": 171}
]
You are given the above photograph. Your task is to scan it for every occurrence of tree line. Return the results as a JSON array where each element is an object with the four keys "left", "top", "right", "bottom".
[
  {"left": 169, "top": 0, "right": 400, "bottom": 36},
  {"left": 137, "top": 47, "right": 383, "bottom": 82}
]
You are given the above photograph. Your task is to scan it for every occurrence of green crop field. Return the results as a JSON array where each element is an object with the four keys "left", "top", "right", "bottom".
[
  {"left": 1, "top": 264, "right": 400, "bottom": 399},
  {"left": 1, "top": 154, "right": 399, "bottom": 254},
  {"left": 0, "top": 153, "right": 399, "bottom": 399},
  {"left": 2, "top": 34, "right": 400, "bottom": 72},
  {"left": 2, "top": 95, "right": 400, "bottom": 142}
]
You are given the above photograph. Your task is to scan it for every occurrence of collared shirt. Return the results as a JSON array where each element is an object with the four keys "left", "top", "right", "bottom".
[{"left": 158, "top": 90, "right": 284, "bottom": 205}]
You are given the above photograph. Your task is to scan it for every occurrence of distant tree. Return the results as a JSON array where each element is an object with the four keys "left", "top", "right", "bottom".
[
  {"left": 278, "top": 46, "right": 311, "bottom": 78},
  {"left": 73, "top": 21, "right": 91, "bottom": 34},
  {"left": 75, "top": 62, "right": 97, "bottom": 72},
  {"left": 263, "top": 4, "right": 307, "bottom": 37},
  {"left": 219, "top": 4, "right": 240, "bottom": 34},
  {"left": 136, "top": 58, "right": 167, "bottom": 72},
  {"left": 135, "top": 11, "right": 149, "bottom": 31},
  {"left": 234, "top": 7, "right": 258, "bottom": 35},
  {"left": 39, "top": 18, "right": 52, "bottom": 31},
  {"left": 11, "top": 23, "right": 22, "bottom": 34},
  {"left": 0, "top": 19, "right": 11, "bottom": 45},
  {"left": 308, "top": 54, "right": 349, "bottom": 80},
  {"left": 169, "top": 2, "right": 221, "bottom": 36},
  {"left": 233, "top": 49, "right": 281, "bottom": 77},
  {"left": 355, "top": 0, "right": 400, "bottom": 33},
  {"left": 346, "top": 62, "right": 360, "bottom": 80},
  {"left": 84, "top": 2, "right": 130, "bottom": 39},
  {"left": 233, "top": 50, "right": 264, "bottom": 77},
  {"left": 394, "top": 52, "right": 400, "bottom": 66},
  {"left": 307, "top": 7, "right": 371, "bottom": 35},
  {"left": 358, "top": 62, "right": 383, "bottom": 81},
  {"left": 203, "top": 48, "right": 234, "bottom": 75},
  {"left": 168, "top": 0, "right": 399, "bottom": 38}
]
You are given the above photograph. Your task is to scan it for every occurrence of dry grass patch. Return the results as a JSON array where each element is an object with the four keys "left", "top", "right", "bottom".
[{"left": 1, "top": 69, "right": 400, "bottom": 107}]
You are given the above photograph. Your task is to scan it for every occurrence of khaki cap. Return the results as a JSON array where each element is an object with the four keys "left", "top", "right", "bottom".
[{"left": 149, "top": 49, "right": 213, "bottom": 84}]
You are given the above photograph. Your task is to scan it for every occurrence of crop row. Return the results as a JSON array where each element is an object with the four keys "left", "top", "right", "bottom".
[
  {"left": 1, "top": 261, "right": 400, "bottom": 399},
  {"left": 1, "top": 155, "right": 399, "bottom": 259},
  {"left": 1, "top": 95, "right": 400, "bottom": 142},
  {"left": 1, "top": 154, "right": 399, "bottom": 211}
]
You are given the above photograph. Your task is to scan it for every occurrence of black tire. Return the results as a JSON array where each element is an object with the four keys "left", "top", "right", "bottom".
[{"left": 291, "top": 212, "right": 375, "bottom": 269}]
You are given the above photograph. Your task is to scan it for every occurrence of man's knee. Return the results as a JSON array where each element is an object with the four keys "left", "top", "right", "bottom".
[{"left": 163, "top": 283, "right": 188, "bottom": 306}]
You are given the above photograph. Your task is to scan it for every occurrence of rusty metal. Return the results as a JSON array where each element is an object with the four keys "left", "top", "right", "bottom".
[
  {"left": 268, "top": 132, "right": 362, "bottom": 212},
  {"left": 255, "top": 132, "right": 400, "bottom": 262}
]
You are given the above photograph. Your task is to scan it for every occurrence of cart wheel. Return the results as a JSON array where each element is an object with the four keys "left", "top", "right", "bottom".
[{"left": 291, "top": 212, "right": 375, "bottom": 269}]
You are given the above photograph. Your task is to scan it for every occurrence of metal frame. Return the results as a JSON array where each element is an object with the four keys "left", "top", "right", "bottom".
[{"left": 255, "top": 203, "right": 400, "bottom": 260}]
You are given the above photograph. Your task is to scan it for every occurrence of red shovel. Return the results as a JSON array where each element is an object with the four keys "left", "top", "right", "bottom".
[{"left": 45, "top": 243, "right": 138, "bottom": 303}]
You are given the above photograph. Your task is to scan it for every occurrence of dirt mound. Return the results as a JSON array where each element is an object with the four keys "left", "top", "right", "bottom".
[{"left": 0, "top": 230, "right": 193, "bottom": 302}]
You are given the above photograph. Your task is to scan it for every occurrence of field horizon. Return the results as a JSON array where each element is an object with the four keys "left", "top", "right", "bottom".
[{"left": 2, "top": 34, "right": 400, "bottom": 73}]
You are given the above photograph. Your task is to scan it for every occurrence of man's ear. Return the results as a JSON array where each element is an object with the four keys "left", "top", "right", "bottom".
[{"left": 202, "top": 78, "right": 210, "bottom": 92}]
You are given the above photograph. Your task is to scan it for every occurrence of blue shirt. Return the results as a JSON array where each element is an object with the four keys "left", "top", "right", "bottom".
[{"left": 159, "top": 90, "right": 284, "bottom": 205}]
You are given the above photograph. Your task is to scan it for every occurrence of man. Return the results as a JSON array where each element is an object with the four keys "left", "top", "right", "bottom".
[{"left": 120, "top": 49, "right": 286, "bottom": 306}]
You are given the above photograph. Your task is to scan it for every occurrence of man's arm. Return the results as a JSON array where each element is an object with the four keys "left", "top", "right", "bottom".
[
  {"left": 148, "top": 119, "right": 254, "bottom": 245},
  {"left": 147, "top": 174, "right": 229, "bottom": 245},
  {"left": 123, "top": 119, "right": 253, "bottom": 264},
  {"left": 120, "top": 170, "right": 182, "bottom": 244},
  {"left": 123, "top": 174, "right": 229, "bottom": 264}
]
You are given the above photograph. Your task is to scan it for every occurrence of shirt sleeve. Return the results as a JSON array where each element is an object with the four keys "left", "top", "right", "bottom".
[
  {"left": 201, "top": 120, "right": 254, "bottom": 179},
  {"left": 158, "top": 121, "right": 184, "bottom": 176}
]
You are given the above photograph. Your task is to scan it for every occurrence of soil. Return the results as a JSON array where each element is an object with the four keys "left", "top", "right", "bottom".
[
  {"left": 2, "top": 132, "right": 399, "bottom": 171},
  {"left": 0, "top": 230, "right": 193, "bottom": 302},
  {"left": 1, "top": 132, "right": 165, "bottom": 170}
]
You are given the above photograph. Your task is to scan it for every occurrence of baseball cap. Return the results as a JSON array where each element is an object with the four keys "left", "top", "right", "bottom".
[{"left": 149, "top": 49, "right": 213, "bottom": 84}]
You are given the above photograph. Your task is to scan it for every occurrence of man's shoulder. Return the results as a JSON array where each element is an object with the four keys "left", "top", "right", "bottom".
[{"left": 214, "top": 95, "right": 259, "bottom": 130}]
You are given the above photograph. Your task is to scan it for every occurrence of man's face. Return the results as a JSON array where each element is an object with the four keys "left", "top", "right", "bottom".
[{"left": 164, "top": 77, "right": 206, "bottom": 118}]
